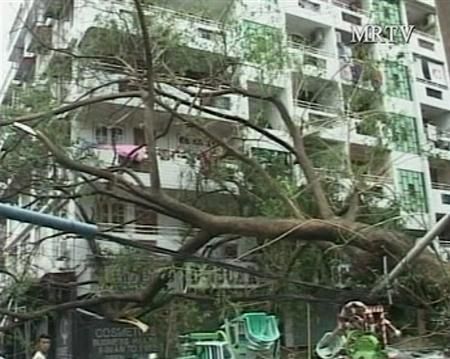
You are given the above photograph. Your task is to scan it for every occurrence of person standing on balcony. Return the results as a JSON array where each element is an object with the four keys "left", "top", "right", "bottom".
[{"left": 32, "top": 334, "right": 51, "bottom": 359}]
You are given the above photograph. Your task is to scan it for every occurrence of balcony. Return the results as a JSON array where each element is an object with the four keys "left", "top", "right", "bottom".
[
  {"left": 147, "top": 5, "right": 233, "bottom": 55},
  {"left": 281, "top": 0, "right": 333, "bottom": 24},
  {"left": 431, "top": 183, "right": 450, "bottom": 214},
  {"left": 409, "top": 31, "right": 445, "bottom": 61},
  {"left": 295, "top": 99, "right": 347, "bottom": 139},
  {"left": 331, "top": 0, "right": 370, "bottom": 32},
  {"left": 352, "top": 117, "right": 386, "bottom": 146},
  {"left": 415, "top": 81, "right": 450, "bottom": 111},
  {"left": 309, "top": 167, "right": 393, "bottom": 206},
  {"left": 97, "top": 223, "right": 187, "bottom": 250},
  {"left": 412, "top": 0, "right": 435, "bottom": 6},
  {"left": 288, "top": 42, "right": 339, "bottom": 79},
  {"left": 94, "top": 146, "right": 240, "bottom": 193},
  {"left": 77, "top": 2, "right": 232, "bottom": 58},
  {"left": 339, "top": 59, "right": 380, "bottom": 91}
]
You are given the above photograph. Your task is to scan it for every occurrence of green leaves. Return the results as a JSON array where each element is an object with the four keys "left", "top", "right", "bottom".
[{"left": 240, "top": 21, "right": 286, "bottom": 71}]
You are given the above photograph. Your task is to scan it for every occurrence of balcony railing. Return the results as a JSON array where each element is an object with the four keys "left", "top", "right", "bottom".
[
  {"left": 414, "top": 29, "right": 438, "bottom": 41},
  {"left": 287, "top": 41, "right": 335, "bottom": 58},
  {"left": 331, "top": 0, "right": 370, "bottom": 16},
  {"left": 313, "top": 167, "right": 392, "bottom": 183},
  {"left": 147, "top": 5, "right": 224, "bottom": 28},
  {"left": 416, "top": 77, "right": 448, "bottom": 90},
  {"left": 439, "top": 240, "right": 450, "bottom": 248},
  {"left": 431, "top": 182, "right": 450, "bottom": 191},
  {"left": 98, "top": 223, "right": 191, "bottom": 236},
  {"left": 296, "top": 99, "right": 339, "bottom": 114}
]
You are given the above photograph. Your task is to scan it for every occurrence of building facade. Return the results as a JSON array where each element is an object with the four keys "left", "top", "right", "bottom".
[
  {"left": 1, "top": 0, "right": 450, "bottom": 354},
  {"left": 435, "top": 0, "right": 450, "bottom": 73}
]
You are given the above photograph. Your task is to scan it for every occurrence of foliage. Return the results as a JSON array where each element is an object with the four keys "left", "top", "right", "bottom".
[{"left": 239, "top": 20, "right": 287, "bottom": 71}]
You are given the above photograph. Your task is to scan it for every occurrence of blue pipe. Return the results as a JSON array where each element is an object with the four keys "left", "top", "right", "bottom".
[{"left": 0, "top": 202, "right": 98, "bottom": 238}]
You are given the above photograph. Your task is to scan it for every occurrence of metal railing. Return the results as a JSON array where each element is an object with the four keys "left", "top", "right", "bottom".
[
  {"left": 414, "top": 29, "right": 439, "bottom": 41},
  {"left": 287, "top": 41, "right": 336, "bottom": 58},
  {"left": 98, "top": 223, "right": 190, "bottom": 236},
  {"left": 415, "top": 77, "right": 448, "bottom": 90},
  {"left": 296, "top": 99, "right": 339, "bottom": 114},
  {"left": 331, "top": 0, "right": 370, "bottom": 16},
  {"left": 439, "top": 240, "right": 450, "bottom": 247},
  {"left": 147, "top": 4, "right": 224, "bottom": 28},
  {"left": 431, "top": 182, "right": 450, "bottom": 191},
  {"left": 313, "top": 167, "right": 392, "bottom": 183}
]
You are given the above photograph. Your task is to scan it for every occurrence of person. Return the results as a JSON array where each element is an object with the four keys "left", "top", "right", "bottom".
[{"left": 32, "top": 334, "right": 51, "bottom": 359}]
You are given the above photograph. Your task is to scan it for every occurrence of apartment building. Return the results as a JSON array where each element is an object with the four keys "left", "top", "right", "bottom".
[
  {"left": 1, "top": 0, "right": 450, "bottom": 352},
  {"left": 435, "top": 0, "right": 450, "bottom": 73}
]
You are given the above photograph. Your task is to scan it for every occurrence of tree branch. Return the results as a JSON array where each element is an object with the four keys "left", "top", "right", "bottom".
[
  {"left": 155, "top": 99, "right": 305, "bottom": 219},
  {"left": 1, "top": 91, "right": 142, "bottom": 127}
]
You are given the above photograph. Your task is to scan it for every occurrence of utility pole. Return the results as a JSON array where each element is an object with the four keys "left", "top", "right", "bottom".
[
  {"left": 0, "top": 202, "right": 98, "bottom": 238},
  {"left": 371, "top": 213, "right": 450, "bottom": 296}
]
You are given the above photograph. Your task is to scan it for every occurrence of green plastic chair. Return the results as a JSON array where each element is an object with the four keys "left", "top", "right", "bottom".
[
  {"left": 241, "top": 313, "right": 280, "bottom": 342},
  {"left": 240, "top": 313, "right": 280, "bottom": 351},
  {"left": 316, "top": 332, "right": 346, "bottom": 359}
]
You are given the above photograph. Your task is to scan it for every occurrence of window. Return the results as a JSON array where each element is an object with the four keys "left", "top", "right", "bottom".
[
  {"left": 134, "top": 206, "right": 158, "bottom": 234},
  {"left": 111, "top": 128, "right": 124, "bottom": 143},
  {"left": 198, "top": 28, "right": 217, "bottom": 40},
  {"left": 342, "top": 13, "right": 361, "bottom": 25},
  {"left": 426, "top": 88, "right": 442, "bottom": 99},
  {"left": 200, "top": 96, "right": 232, "bottom": 110},
  {"left": 9, "top": 245, "right": 18, "bottom": 270},
  {"left": 223, "top": 243, "right": 238, "bottom": 258},
  {"left": 111, "top": 203, "right": 125, "bottom": 224},
  {"left": 19, "top": 234, "right": 31, "bottom": 259},
  {"left": 34, "top": 227, "right": 41, "bottom": 254},
  {"left": 95, "top": 126, "right": 124, "bottom": 145},
  {"left": 95, "top": 199, "right": 126, "bottom": 225},
  {"left": 384, "top": 61, "right": 411, "bottom": 100},
  {"left": 398, "top": 170, "right": 428, "bottom": 213},
  {"left": 418, "top": 39, "right": 434, "bottom": 51},
  {"left": 57, "top": 238, "right": 69, "bottom": 259},
  {"left": 95, "top": 202, "right": 110, "bottom": 223},
  {"left": 442, "top": 194, "right": 450, "bottom": 205},
  {"left": 179, "top": 136, "right": 190, "bottom": 145},
  {"left": 389, "top": 114, "right": 419, "bottom": 153}
]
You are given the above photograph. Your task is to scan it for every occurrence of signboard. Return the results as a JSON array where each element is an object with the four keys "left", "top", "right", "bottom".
[
  {"left": 88, "top": 321, "right": 157, "bottom": 359},
  {"left": 179, "top": 263, "right": 262, "bottom": 291}
]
